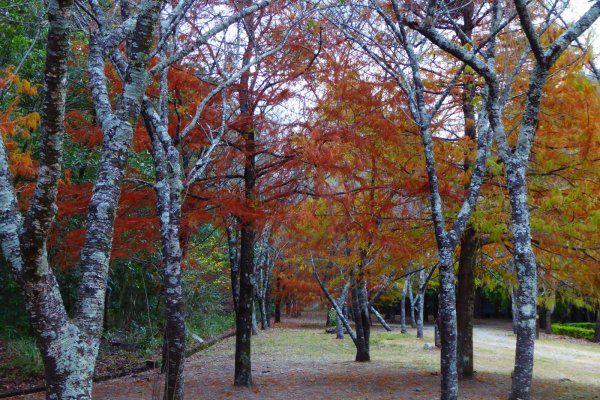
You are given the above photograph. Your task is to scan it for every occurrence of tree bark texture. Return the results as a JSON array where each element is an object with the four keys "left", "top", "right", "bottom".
[
  {"left": 415, "top": 269, "right": 426, "bottom": 339},
  {"left": 457, "top": 226, "right": 477, "bottom": 379},
  {"left": 336, "top": 283, "right": 349, "bottom": 339},
  {"left": 143, "top": 99, "right": 186, "bottom": 400},
  {"left": 438, "top": 250, "right": 459, "bottom": 400},
  {"left": 2, "top": 1, "right": 149, "bottom": 398},
  {"left": 226, "top": 223, "right": 241, "bottom": 313},
  {"left": 455, "top": 3, "right": 477, "bottom": 378},
  {"left": 408, "top": 277, "right": 416, "bottom": 329},
  {"left": 370, "top": 306, "right": 392, "bottom": 331},
  {"left": 234, "top": 23, "right": 257, "bottom": 383},
  {"left": 350, "top": 274, "right": 370, "bottom": 362},
  {"left": 507, "top": 165, "right": 538, "bottom": 400},
  {"left": 251, "top": 301, "right": 259, "bottom": 336},
  {"left": 511, "top": 285, "right": 519, "bottom": 335},
  {"left": 594, "top": 309, "right": 600, "bottom": 343},
  {"left": 400, "top": 274, "right": 409, "bottom": 333},
  {"left": 234, "top": 219, "right": 255, "bottom": 386}
]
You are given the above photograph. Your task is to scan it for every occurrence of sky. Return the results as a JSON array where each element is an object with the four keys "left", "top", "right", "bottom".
[{"left": 566, "top": 0, "right": 600, "bottom": 52}]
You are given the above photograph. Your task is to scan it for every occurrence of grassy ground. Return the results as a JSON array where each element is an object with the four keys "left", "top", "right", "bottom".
[
  {"left": 9, "top": 312, "right": 600, "bottom": 399},
  {"left": 0, "top": 313, "right": 234, "bottom": 395}
]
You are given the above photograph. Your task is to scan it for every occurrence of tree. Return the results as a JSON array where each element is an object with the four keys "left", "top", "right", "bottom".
[
  {"left": 0, "top": 0, "right": 162, "bottom": 396},
  {"left": 330, "top": 2, "right": 495, "bottom": 397},
  {"left": 137, "top": 2, "right": 281, "bottom": 396},
  {"left": 410, "top": 1, "right": 600, "bottom": 397}
]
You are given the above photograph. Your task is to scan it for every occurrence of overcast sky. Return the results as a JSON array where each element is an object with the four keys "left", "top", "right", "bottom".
[{"left": 566, "top": 1, "right": 600, "bottom": 52}]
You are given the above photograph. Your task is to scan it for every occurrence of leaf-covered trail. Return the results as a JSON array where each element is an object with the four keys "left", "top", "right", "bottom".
[{"left": 11, "top": 312, "right": 600, "bottom": 399}]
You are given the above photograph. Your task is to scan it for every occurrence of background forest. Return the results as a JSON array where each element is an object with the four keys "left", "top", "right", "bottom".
[{"left": 0, "top": 0, "right": 598, "bottom": 400}]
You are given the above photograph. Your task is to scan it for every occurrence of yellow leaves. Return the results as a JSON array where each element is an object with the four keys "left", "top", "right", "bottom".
[
  {"left": 1, "top": 67, "right": 39, "bottom": 96},
  {"left": 14, "top": 112, "right": 41, "bottom": 134},
  {"left": 0, "top": 67, "right": 41, "bottom": 181},
  {"left": 17, "top": 78, "right": 38, "bottom": 96},
  {"left": 1, "top": 111, "right": 40, "bottom": 140},
  {"left": 9, "top": 150, "right": 37, "bottom": 179}
]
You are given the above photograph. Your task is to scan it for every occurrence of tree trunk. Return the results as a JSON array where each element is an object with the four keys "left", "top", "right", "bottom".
[
  {"left": 42, "top": 336, "right": 97, "bottom": 399},
  {"left": 416, "top": 269, "right": 426, "bottom": 339},
  {"left": 400, "top": 275, "right": 409, "bottom": 334},
  {"left": 409, "top": 278, "right": 416, "bottom": 328},
  {"left": 157, "top": 211, "right": 186, "bottom": 400},
  {"left": 370, "top": 306, "right": 392, "bottom": 331},
  {"left": 457, "top": 225, "right": 477, "bottom": 379},
  {"left": 511, "top": 285, "right": 519, "bottom": 334},
  {"left": 0, "top": 2, "right": 159, "bottom": 398},
  {"left": 351, "top": 276, "right": 370, "bottom": 362},
  {"left": 455, "top": 1, "right": 477, "bottom": 377},
  {"left": 226, "top": 223, "right": 240, "bottom": 313},
  {"left": 336, "top": 283, "right": 349, "bottom": 339},
  {"left": 234, "top": 221, "right": 255, "bottom": 386},
  {"left": 234, "top": 11, "right": 257, "bottom": 385},
  {"left": 545, "top": 304, "right": 554, "bottom": 335},
  {"left": 594, "top": 309, "right": 600, "bottom": 343},
  {"left": 264, "top": 277, "right": 272, "bottom": 328},
  {"left": 438, "top": 250, "right": 459, "bottom": 400},
  {"left": 435, "top": 314, "right": 442, "bottom": 348},
  {"left": 507, "top": 165, "right": 538, "bottom": 400},
  {"left": 143, "top": 93, "right": 186, "bottom": 400},
  {"left": 259, "top": 295, "right": 268, "bottom": 330},
  {"left": 251, "top": 300, "right": 259, "bottom": 336},
  {"left": 274, "top": 300, "right": 281, "bottom": 323}
]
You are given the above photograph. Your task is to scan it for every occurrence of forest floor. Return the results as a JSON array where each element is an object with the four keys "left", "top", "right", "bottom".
[{"left": 8, "top": 311, "right": 600, "bottom": 400}]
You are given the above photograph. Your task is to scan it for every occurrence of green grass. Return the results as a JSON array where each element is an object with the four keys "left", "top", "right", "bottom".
[
  {"left": 249, "top": 327, "right": 439, "bottom": 372},
  {"left": 186, "top": 313, "right": 235, "bottom": 346},
  {"left": 0, "top": 337, "right": 44, "bottom": 378}
]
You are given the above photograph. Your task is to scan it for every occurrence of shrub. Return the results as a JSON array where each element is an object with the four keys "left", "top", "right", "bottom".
[
  {"left": 327, "top": 307, "right": 337, "bottom": 327},
  {"left": 551, "top": 324, "right": 595, "bottom": 341},
  {"left": 562, "top": 322, "right": 595, "bottom": 330}
]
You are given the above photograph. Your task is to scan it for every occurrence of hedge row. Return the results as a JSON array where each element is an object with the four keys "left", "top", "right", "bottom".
[
  {"left": 561, "top": 322, "right": 595, "bottom": 330},
  {"left": 551, "top": 324, "right": 595, "bottom": 341}
]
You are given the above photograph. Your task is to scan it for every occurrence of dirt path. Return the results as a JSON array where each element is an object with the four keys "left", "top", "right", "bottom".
[{"left": 10, "top": 313, "right": 600, "bottom": 399}]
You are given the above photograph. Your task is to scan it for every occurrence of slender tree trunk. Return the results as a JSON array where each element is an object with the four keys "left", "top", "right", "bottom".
[
  {"left": 545, "top": 306, "right": 553, "bottom": 335},
  {"left": 457, "top": 225, "right": 477, "bottom": 379},
  {"left": 336, "top": 283, "right": 349, "bottom": 339},
  {"left": 593, "top": 308, "right": 600, "bottom": 343},
  {"left": 400, "top": 275, "right": 409, "bottom": 334},
  {"left": 511, "top": 285, "right": 519, "bottom": 334},
  {"left": 438, "top": 249, "right": 459, "bottom": 400},
  {"left": 434, "top": 313, "right": 442, "bottom": 348},
  {"left": 251, "top": 301, "right": 259, "bottom": 336},
  {"left": 455, "top": 2, "right": 478, "bottom": 377},
  {"left": 313, "top": 269, "right": 359, "bottom": 349},
  {"left": 226, "top": 223, "right": 240, "bottom": 313},
  {"left": 143, "top": 99, "right": 186, "bottom": 400},
  {"left": 542, "top": 287, "right": 555, "bottom": 335},
  {"left": 234, "top": 10, "right": 258, "bottom": 384},
  {"left": 507, "top": 164, "right": 538, "bottom": 400},
  {"left": 259, "top": 295, "right": 268, "bottom": 330},
  {"left": 415, "top": 269, "right": 427, "bottom": 339},
  {"left": 351, "top": 275, "right": 370, "bottom": 362},
  {"left": 234, "top": 220, "right": 255, "bottom": 386},
  {"left": 371, "top": 306, "right": 392, "bottom": 331},
  {"left": 264, "top": 276, "right": 272, "bottom": 328},
  {"left": 274, "top": 300, "right": 281, "bottom": 323},
  {"left": 409, "top": 278, "right": 416, "bottom": 329}
]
